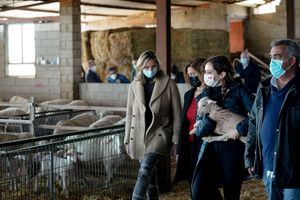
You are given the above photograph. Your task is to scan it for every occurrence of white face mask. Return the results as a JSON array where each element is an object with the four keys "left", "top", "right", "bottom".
[
  {"left": 110, "top": 74, "right": 117, "bottom": 80},
  {"left": 204, "top": 74, "right": 219, "bottom": 87}
]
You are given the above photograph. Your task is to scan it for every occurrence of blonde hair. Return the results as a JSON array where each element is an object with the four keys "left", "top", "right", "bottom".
[{"left": 135, "top": 50, "right": 164, "bottom": 83}]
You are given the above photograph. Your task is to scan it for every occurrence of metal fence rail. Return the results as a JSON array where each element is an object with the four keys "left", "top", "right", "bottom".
[
  {"left": 0, "top": 109, "right": 95, "bottom": 136},
  {"left": 0, "top": 124, "right": 139, "bottom": 200}
]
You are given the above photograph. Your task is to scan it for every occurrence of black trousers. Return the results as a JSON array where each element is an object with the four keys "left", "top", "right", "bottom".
[{"left": 191, "top": 141, "right": 245, "bottom": 200}]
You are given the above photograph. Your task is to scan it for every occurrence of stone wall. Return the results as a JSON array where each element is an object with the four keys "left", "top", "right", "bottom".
[{"left": 245, "top": 1, "right": 300, "bottom": 59}]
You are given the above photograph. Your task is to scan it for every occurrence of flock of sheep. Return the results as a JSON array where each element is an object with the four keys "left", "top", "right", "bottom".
[{"left": 0, "top": 96, "right": 127, "bottom": 198}]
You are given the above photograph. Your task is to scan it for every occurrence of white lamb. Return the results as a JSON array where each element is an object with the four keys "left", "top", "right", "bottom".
[
  {"left": 191, "top": 96, "right": 247, "bottom": 143},
  {"left": 9, "top": 96, "right": 30, "bottom": 114}
]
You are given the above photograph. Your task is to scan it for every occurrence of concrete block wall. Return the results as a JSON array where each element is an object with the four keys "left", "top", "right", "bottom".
[
  {"left": 245, "top": 1, "right": 300, "bottom": 58},
  {"left": 79, "top": 83, "right": 190, "bottom": 107},
  {"left": 0, "top": 23, "right": 61, "bottom": 102}
]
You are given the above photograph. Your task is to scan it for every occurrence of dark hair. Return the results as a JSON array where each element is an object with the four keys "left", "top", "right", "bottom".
[
  {"left": 204, "top": 55, "right": 235, "bottom": 93},
  {"left": 184, "top": 57, "right": 206, "bottom": 83},
  {"left": 271, "top": 39, "right": 300, "bottom": 65}
]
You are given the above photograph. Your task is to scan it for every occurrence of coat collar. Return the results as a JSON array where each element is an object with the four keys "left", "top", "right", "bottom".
[
  {"left": 150, "top": 75, "right": 170, "bottom": 105},
  {"left": 132, "top": 75, "right": 170, "bottom": 107}
]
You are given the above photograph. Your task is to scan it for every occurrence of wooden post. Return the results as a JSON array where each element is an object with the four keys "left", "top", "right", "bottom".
[
  {"left": 286, "top": 0, "right": 295, "bottom": 39},
  {"left": 156, "top": 0, "right": 171, "bottom": 75}
]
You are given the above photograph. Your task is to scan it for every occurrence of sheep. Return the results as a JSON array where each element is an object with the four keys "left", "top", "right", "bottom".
[
  {"left": 65, "top": 133, "right": 125, "bottom": 187},
  {"left": 9, "top": 96, "right": 30, "bottom": 114},
  {"left": 0, "top": 107, "right": 27, "bottom": 117},
  {"left": 53, "top": 112, "right": 98, "bottom": 135},
  {"left": 0, "top": 132, "right": 35, "bottom": 190},
  {"left": 191, "top": 96, "right": 247, "bottom": 143},
  {"left": 67, "top": 100, "right": 89, "bottom": 106},
  {"left": 89, "top": 115, "right": 122, "bottom": 128},
  {"left": 36, "top": 99, "right": 71, "bottom": 113},
  {"left": 31, "top": 151, "right": 79, "bottom": 197}
]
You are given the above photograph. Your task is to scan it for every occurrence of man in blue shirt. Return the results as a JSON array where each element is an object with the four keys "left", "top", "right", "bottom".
[
  {"left": 106, "top": 66, "right": 130, "bottom": 83},
  {"left": 245, "top": 39, "right": 300, "bottom": 200}
]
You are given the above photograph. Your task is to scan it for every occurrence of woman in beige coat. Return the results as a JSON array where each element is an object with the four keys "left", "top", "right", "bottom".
[{"left": 124, "top": 51, "right": 182, "bottom": 199}]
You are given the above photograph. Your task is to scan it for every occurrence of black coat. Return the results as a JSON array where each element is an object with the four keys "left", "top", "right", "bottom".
[
  {"left": 244, "top": 73, "right": 300, "bottom": 188},
  {"left": 174, "top": 87, "right": 203, "bottom": 183},
  {"left": 236, "top": 62, "right": 261, "bottom": 93},
  {"left": 191, "top": 80, "right": 254, "bottom": 185}
]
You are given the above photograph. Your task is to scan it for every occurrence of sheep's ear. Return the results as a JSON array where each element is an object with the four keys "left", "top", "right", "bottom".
[{"left": 207, "top": 99, "right": 217, "bottom": 104}]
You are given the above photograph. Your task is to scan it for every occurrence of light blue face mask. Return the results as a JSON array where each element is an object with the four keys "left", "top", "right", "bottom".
[
  {"left": 240, "top": 58, "right": 249, "bottom": 68},
  {"left": 143, "top": 67, "right": 158, "bottom": 79},
  {"left": 269, "top": 59, "right": 286, "bottom": 78}
]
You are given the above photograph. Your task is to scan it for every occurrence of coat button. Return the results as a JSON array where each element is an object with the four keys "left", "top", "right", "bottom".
[
  {"left": 160, "top": 123, "right": 163, "bottom": 126},
  {"left": 131, "top": 127, "right": 134, "bottom": 129},
  {"left": 159, "top": 134, "right": 162, "bottom": 136},
  {"left": 133, "top": 115, "right": 136, "bottom": 117},
  {"left": 274, "top": 152, "right": 277, "bottom": 155},
  {"left": 130, "top": 138, "right": 133, "bottom": 140},
  {"left": 276, "top": 129, "right": 279, "bottom": 133},
  {"left": 125, "top": 142, "right": 128, "bottom": 145}
]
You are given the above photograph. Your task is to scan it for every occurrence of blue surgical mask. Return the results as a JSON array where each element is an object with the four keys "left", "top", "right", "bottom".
[
  {"left": 240, "top": 58, "right": 248, "bottom": 68},
  {"left": 269, "top": 59, "right": 286, "bottom": 78},
  {"left": 143, "top": 67, "right": 158, "bottom": 79}
]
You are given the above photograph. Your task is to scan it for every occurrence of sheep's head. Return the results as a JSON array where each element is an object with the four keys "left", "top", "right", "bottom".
[{"left": 197, "top": 97, "right": 217, "bottom": 117}]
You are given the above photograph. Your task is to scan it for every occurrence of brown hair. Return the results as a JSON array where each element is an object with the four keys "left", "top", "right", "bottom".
[
  {"left": 204, "top": 55, "right": 235, "bottom": 94},
  {"left": 184, "top": 57, "right": 206, "bottom": 83}
]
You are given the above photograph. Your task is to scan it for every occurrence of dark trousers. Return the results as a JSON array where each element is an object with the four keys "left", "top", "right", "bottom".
[
  {"left": 191, "top": 141, "right": 244, "bottom": 200},
  {"left": 132, "top": 153, "right": 162, "bottom": 200}
]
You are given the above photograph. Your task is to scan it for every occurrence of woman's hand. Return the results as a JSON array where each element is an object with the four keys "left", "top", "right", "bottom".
[{"left": 189, "top": 121, "right": 200, "bottom": 135}]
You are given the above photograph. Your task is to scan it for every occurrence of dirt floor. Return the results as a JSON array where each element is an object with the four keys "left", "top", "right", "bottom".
[{"left": 161, "top": 179, "right": 267, "bottom": 200}]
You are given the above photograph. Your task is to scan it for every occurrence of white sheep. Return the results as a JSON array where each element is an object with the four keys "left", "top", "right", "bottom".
[
  {"left": 65, "top": 133, "right": 125, "bottom": 187},
  {"left": 53, "top": 112, "right": 98, "bottom": 135},
  {"left": 9, "top": 96, "right": 30, "bottom": 114},
  {"left": 0, "top": 107, "right": 27, "bottom": 117},
  {"left": 36, "top": 99, "right": 71, "bottom": 113},
  {"left": 191, "top": 96, "right": 247, "bottom": 143},
  {"left": 0, "top": 132, "right": 34, "bottom": 190},
  {"left": 67, "top": 100, "right": 89, "bottom": 106},
  {"left": 0, "top": 107, "right": 28, "bottom": 133},
  {"left": 32, "top": 151, "right": 79, "bottom": 197},
  {"left": 89, "top": 115, "right": 122, "bottom": 128}
]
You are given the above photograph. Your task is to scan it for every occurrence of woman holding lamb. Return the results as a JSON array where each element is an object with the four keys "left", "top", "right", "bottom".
[{"left": 190, "top": 55, "right": 254, "bottom": 200}]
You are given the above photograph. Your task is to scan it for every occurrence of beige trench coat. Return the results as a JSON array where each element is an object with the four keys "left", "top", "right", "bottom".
[{"left": 124, "top": 75, "right": 182, "bottom": 160}]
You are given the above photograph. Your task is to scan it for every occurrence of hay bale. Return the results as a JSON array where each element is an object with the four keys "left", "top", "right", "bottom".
[
  {"left": 82, "top": 31, "right": 94, "bottom": 71},
  {"left": 108, "top": 31, "right": 133, "bottom": 79}
]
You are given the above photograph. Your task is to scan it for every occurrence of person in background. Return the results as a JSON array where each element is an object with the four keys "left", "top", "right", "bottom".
[
  {"left": 245, "top": 39, "right": 300, "bottom": 200},
  {"left": 191, "top": 55, "right": 254, "bottom": 200},
  {"left": 124, "top": 50, "right": 181, "bottom": 200},
  {"left": 171, "top": 64, "right": 185, "bottom": 83},
  {"left": 106, "top": 66, "right": 130, "bottom": 83},
  {"left": 236, "top": 49, "right": 261, "bottom": 93},
  {"left": 131, "top": 59, "right": 137, "bottom": 81},
  {"left": 85, "top": 60, "right": 101, "bottom": 83},
  {"left": 174, "top": 58, "right": 206, "bottom": 185}
]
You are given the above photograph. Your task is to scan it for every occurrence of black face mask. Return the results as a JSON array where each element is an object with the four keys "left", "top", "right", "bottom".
[{"left": 189, "top": 76, "right": 201, "bottom": 88}]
